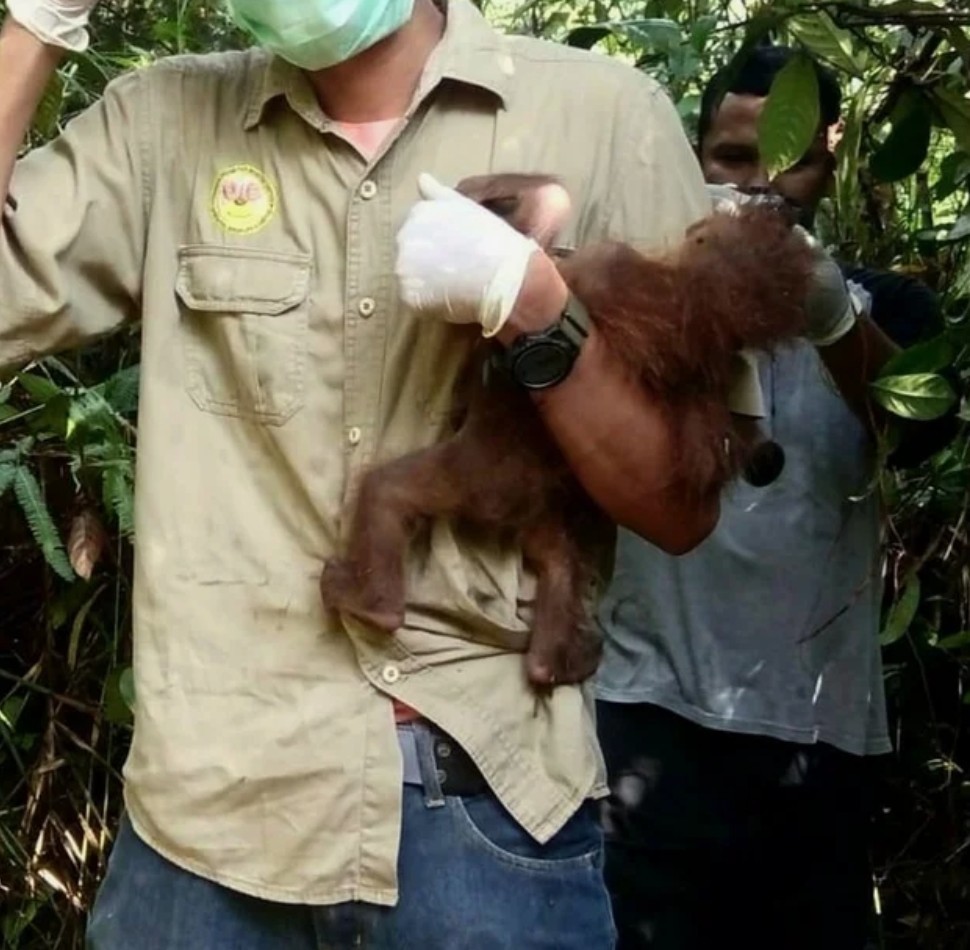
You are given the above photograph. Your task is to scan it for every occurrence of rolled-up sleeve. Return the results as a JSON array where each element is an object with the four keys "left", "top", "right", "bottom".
[{"left": 0, "top": 68, "right": 150, "bottom": 372}]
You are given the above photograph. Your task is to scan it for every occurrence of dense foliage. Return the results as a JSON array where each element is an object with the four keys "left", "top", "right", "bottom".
[{"left": 0, "top": 1, "right": 967, "bottom": 946}]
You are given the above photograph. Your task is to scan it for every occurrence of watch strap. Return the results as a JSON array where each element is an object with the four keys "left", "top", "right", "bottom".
[{"left": 558, "top": 292, "right": 591, "bottom": 348}]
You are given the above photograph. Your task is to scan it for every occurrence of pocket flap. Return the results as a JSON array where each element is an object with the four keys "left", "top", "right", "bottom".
[{"left": 176, "top": 245, "right": 312, "bottom": 315}]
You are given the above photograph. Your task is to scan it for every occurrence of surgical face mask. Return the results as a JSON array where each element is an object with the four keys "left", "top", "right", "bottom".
[{"left": 226, "top": 0, "right": 416, "bottom": 71}]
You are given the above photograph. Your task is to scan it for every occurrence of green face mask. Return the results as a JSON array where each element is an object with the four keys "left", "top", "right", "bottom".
[{"left": 226, "top": 0, "right": 416, "bottom": 71}]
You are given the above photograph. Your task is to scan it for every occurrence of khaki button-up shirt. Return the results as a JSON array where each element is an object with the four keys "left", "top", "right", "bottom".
[{"left": 0, "top": 0, "right": 743, "bottom": 904}]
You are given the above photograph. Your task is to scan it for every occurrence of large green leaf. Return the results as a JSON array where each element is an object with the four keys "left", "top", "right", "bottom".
[
  {"left": 880, "top": 336, "right": 956, "bottom": 377},
  {"left": 930, "top": 85, "right": 970, "bottom": 155},
  {"left": 708, "top": 10, "right": 784, "bottom": 116},
  {"left": 787, "top": 12, "right": 864, "bottom": 77},
  {"left": 871, "top": 373, "right": 958, "bottom": 421},
  {"left": 758, "top": 53, "right": 821, "bottom": 179},
  {"left": 870, "top": 90, "right": 933, "bottom": 182},
  {"left": 880, "top": 573, "right": 921, "bottom": 647}
]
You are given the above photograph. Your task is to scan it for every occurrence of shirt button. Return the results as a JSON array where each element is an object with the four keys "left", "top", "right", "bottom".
[
  {"left": 381, "top": 664, "right": 401, "bottom": 685},
  {"left": 348, "top": 426, "right": 362, "bottom": 446},
  {"left": 360, "top": 180, "right": 378, "bottom": 200},
  {"left": 358, "top": 297, "right": 376, "bottom": 318},
  {"left": 436, "top": 742, "right": 452, "bottom": 759}
]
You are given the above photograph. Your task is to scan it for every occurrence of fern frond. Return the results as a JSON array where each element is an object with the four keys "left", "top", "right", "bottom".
[
  {"left": 0, "top": 462, "right": 17, "bottom": 497},
  {"left": 101, "top": 365, "right": 141, "bottom": 416},
  {"left": 0, "top": 436, "right": 34, "bottom": 466},
  {"left": 12, "top": 466, "right": 75, "bottom": 582},
  {"left": 102, "top": 465, "right": 135, "bottom": 539}
]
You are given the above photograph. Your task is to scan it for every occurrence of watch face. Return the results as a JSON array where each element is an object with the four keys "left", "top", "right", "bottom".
[{"left": 512, "top": 340, "right": 574, "bottom": 389}]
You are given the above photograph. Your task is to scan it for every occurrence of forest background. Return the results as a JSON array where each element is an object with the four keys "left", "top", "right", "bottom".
[{"left": 0, "top": 0, "right": 968, "bottom": 946}]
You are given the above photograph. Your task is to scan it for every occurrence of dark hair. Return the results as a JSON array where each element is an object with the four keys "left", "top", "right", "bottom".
[{"left": 697, "top": 45, "right": 843, "bottom": 147}]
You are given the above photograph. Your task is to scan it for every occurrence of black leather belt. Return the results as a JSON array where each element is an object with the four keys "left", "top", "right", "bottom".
[{"left": 399, "top": 721, "right": 490, "bottom": 798}]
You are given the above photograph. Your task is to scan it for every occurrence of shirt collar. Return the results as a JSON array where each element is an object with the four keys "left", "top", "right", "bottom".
[{"left": 242, "top": 0, "right": 513, "bottom": 132}]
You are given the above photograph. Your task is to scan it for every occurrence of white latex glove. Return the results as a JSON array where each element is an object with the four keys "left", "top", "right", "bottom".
[
  {"left": 795, "top": 227, "right": 866, "bottom": 347},
  {"left": 7, "top": 0, "right": 98, "bottom": 51},
  {"left": 395, "top": 172, "right": 541, "bottom": 338},
  {"left": 704, "top": 183, "right": 860, "bottom": 347}
]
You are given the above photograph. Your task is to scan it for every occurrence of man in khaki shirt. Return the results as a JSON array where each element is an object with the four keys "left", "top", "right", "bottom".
[{"left": 0, "top": 0, "right": 742, "bottom": 946}]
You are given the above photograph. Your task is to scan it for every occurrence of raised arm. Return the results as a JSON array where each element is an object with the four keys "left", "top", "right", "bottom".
[
  {"left": 0, "top": 2, "right": 97, "bottom": 202},
  {"left": 0, "top": 1, "right": 151, "bottom": 374}
]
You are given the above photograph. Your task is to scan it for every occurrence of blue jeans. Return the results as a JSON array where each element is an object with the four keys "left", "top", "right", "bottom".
[{"left": 86, "top": 723, "right": 615, "bottom": 949}]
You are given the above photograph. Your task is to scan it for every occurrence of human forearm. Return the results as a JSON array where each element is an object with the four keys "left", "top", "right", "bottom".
[
  {"left": 0, "top": 17, "right": 63, "bottom": 203},
  {"left": 815, "top": 314, "right": 899, "bottom": 437},
  {"left": 497, "top": 253, "right": 719, "bottom": 553}
]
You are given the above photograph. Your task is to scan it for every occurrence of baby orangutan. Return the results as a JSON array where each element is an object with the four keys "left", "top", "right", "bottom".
[{"left": 320, "top": 173, "right": 814, "bottom": 691}]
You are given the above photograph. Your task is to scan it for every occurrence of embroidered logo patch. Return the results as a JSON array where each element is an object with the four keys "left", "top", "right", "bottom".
[{"left": 211, "top": 164, "right": 277, "bottom": 235}]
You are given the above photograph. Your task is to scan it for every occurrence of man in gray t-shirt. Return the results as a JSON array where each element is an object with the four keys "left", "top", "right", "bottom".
[{"left": 596, "top": 45, "right": 957, "bottom": 950}]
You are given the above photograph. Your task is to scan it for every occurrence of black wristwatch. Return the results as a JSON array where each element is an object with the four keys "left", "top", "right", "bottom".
[{"left": 490, "top": 293, "right": 591, "bottom": 390}]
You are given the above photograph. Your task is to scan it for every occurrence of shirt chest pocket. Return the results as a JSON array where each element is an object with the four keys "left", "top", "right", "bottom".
[{"left": 176, "top": 245, "right": 312, "bottom": 425}]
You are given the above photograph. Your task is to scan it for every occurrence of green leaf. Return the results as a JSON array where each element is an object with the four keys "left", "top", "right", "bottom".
[
  {"left": 67, "top": 584, "right": 106, "bottom": 670},
  {"left": 881, "top": 336, "right": 956, "bottom": 377},
  {"left": 935, "top": 151, "right": 970, "bottom": 200},
  {"left": 938, "top": 631, "right": 970, "bottom": 651},
  {"left": 689, "top": 15, "right": 717, "bottom": 53},
  {"left": 930, "top": 85, "right": 970, "bottom": 155},
  {"left": 758, "top": 52, "right": 821, "bottom": 179},
  {"left": 881, "top": 574, "right": 921, "bottom": 646},
  {"left": 916, "top": 216, "right": 970, "bottom": 246},
  {"left": 12, "top": 466, "right": 75, "bottom": 582},
  {"left": 947, "top": 215, "right": 970, "bottom": 242},
  {"left": 612, "top": 19, "right": 682, "bottom": 55},
  {"left": 16, "top": 372, "right": 62, "bottom": 404},
  {"left": 104, "top": 666, "right": 135, "bottom": 725},
  {"left": 0, "top": 696, "right": 26, "bottom": 732},
  {"left": 120, "top": 666, "right": 136, "bottom": 711},
  {"left": 787, "top": 12, "right": 863, "bottom": 77},
  {"left": 871, "top": 373, "right": 958, "bottom": 421},
  {"left": 565, "top": 25, "right": 610, "bottom": 49},
  {"left": 870, "top": 91, "right": 933, "bottom": 182},
  {"left": 709, "top": 10, "right": 783, "bottom": 112},
  {"left": 880, "top": 0, "right": 962, "bottom": 10},
  {"left": 32, "top": 70, "right": 65, "bottom": 140}
]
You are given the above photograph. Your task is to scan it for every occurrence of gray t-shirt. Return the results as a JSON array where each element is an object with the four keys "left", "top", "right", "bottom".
[{"left": 595, "top": 338, "right": 890, "bottom": 756}]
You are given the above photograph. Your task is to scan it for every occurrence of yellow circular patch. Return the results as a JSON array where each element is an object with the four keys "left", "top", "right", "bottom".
[{"left": 211, "top": 164, "right": 277, "bottom": 235}]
